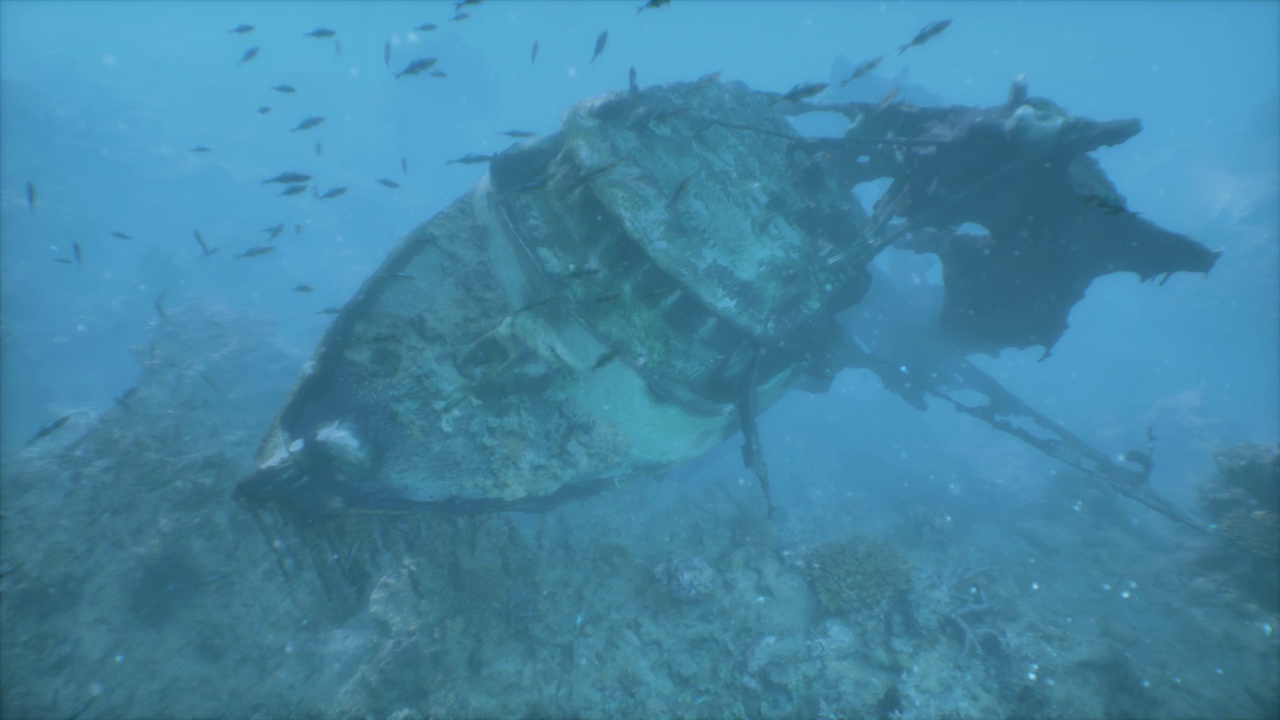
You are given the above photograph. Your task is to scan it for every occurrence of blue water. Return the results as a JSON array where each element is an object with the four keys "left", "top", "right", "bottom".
[{"left": 2, "top": 2, "right": 1277, "bottom": 718}]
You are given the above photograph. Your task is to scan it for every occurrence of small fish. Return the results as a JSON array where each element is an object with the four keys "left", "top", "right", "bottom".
[
  {"left": 238, "top": 47, "right": 259, "bottom": 64},
  {"left": 839, "top": 56, "right": 883, "bottom": 87},
  {"left": 189, "top": 146, "right": 211, "bottom": 152},
  {"left": 384, "top": 40, "right": 391, "bottom": 69},
  {"left": 394, "top": 57, "right": 437, "bottom": 79},
  {"left": 629, "top": 66, "right": 638, "bottom": 96},
  {"left": 498, "top": 129, "right": 537, "bottom": 138},
  {"left": 290, "top": 116, "right": 325, "bottom": 133},
  {"left": 257, "top": 106, "right": 272, "bottom": 115},
  {"left": 25, "top": 181, "right": 35, "bottom": 210},
  {"left": 237, "top": 246, "right": 276, "bottom": 259},
  {"left": 592, "top": 349, "right": 619, "bottom": 370},
  {"left": 375, "top": 178, "right": 400, "bottom": 188},
  {"left": 193, "top": 229, "right": 217, "bottom": 256},
  {"left": 649, "top": 107, "right": 689, "bottom": 124},
  {"left": 591, "top": 30, "right": 608, "bottom": 64},
  {"left": 637, "top": 0, "right": 670, "bottom": 12},
  {"left": 873, "top": 87, "right": 899, "bottom": 112},
  {"left": 315, "top": 142, "right": 322, "bottom": 156},
  {"left": 271, "top": 84, "right": 296, "bottom": 93},
  {"left": 695, "top": 70, "right": 721, "bottom": 87},
  {"left": 569, "top": 160, "right": 617, "bottom": 190},
  {"left": 294, "top": 224, "right": 302, "bottom": 234},
  {"left": 111, "top": 231, "right": 133, "bottom": 240},
  {"left": 897, "top": 19, "right": 951, "bottom": 55},
  {"left": 293, "top": 284, "right": 313, "bottom": 293},
  {"left": 455, "top": 0, "right": 483, "bottom": 9},
  {"left": 264, "top": 171, "right": 312, "bottom": 184},
  {"left": 72, "top": 242, "right": 82, "bottom": 265},
  {"left": 770, "top": 81, "right": 828, "bottom": 106},
  {"left": 670, "top": 172, "right": 695, "bottom": 203},
  {"left": 515, "top": 296, "right": 558, "bottom": 314},
  {"left": 304, "top": 28, "right": 336, "bottom": 38},
  {"left": 263, "top": 223, "right": 285, "bottom": 239},
  {"left": 531, "top": 40, "right": 539, "bottom": 65},
  {"left": 25, "top": 415, "right": 71, "bottom": 446},
  {"left": 401, "top": 157, "right": 408, "bottom": 175},
  {"left": 429, "top": 70, "right": 447, "bottom": 78},
  {"left": 450, "top": 11, "right": 470, "bottom": 22},
  {"left": 228, "top": 24, "right": 254, "bottom": 34},
  {"left": 415, "top": 23, "right": 438, "bottom": 32},
  {"left": 1082, "top": 193, "right": 1129, "bottom": 215},
  {"left": 377, "top": 271, "right": 416, "bottom": 281},
  {"left": 53, "top": 258, "right": 72, "bottom": 264},
  {"left": 154, "top": 289, "right": 168, "bottom": 318},
  {"left": 280, "top": 184, "right": 308, "bottom": 196},
  {"left": 116, "top": 386, "right": 138, "bottom": 410},
  {"left": 446, "top": 153, "right": 495, "bottom": 165},
  {"left": 316, "top": 186, "right": 347, "bottom": 200},
  {"left": 318, "top": 307, "right": 343, "bottom": 315},
  {"left": 510, "top": 174, "right": 551, "bottom": 193}
]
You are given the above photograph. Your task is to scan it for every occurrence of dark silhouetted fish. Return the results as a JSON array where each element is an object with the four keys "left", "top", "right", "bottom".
[
  {"left": 290, "top": 116, "right": 325, "bottom": 132},
  {"left": 592, "top": 349, "right": 619, "bottom": 370},
  {"left": 229, "top": 24, "right": 254, "bottom": 34},
  {"left": 238, "top": 47, "right": 259, "bottom": 64},
  {"left": 384, "top": 40, "right": 391, "bottom": 68},
  {"left": 154, "top": 289, "right": 168, "bottom": 318},
  {"left": 293, "top": 284, "right": 313, "bottom": 293},
  {"left": 591, "top": 30, "right": 608, "bottom": 64},
  {"left": 316, "top": 187, "right": 347, "bottom": 200},
  {"left": 257, "top": 106, "right": 272, "bottom": 115},
  {"left": 499, "top": 129, "right": 537, "bottom": 138},
  {"left": 25, "top": 181, "right": 34, "bottom": 210},
  {"left": 315, "top": 142, "right": 322, "bottom": 156},
  {"left": 111, "top": 231, "right": 133, "bottom": 240},
  {"left": 263, "top": 223, "right": 285, "bottom": 239},
  {"left": 839, "top": 56, "right": 883, "bottom": 87},
  {"left": 280, "top": 184, "right": 308, "bottom": 196},
  {"left": 531, "top": 39, "right": 539, "bottom": 64},
  {"left": 446, "top": 153, "right": 495, "bottom": 165},
  {"left": 193, "top": 230, "right": 218, "bottom": 256},
  {"left": 394, "top": 57, "right": 437, "bottom": 79},
  {"left": 376, "top": 178, "right": 400, "bottom": 188},
  {"left": 637, "top": 0, "right": 670, "bottom": 13},
  {"left": 429, "top": 70, "right": 447, "bottom": 78},
  {"left": 450, "top": 11, "right": 470, "bottom": 22},
  {"left": 1081, "top": 193, "right": 1130, "bottom": 215},
  {"left": 52, "top": 258, "right": 72, "bottom": 264},
  {"left": 455, "top": 0, "right": 483, "bottom": 9},
  {"left": 897, "top": 19, "right": 951, "bottom": 55},
  {"left": 264, "top": 171, "right": 311, "bottom": 184},
  {"left": 415, "top": 23, "right": 438, "bottom": 32},
  {"left": 401, "top": 157, "right": 408, "bottom": 175},
  {"left": 272, "top": 84, "right": 296, "bottom": 93},
  {"left": 26, "top": 415, "right": 71, "bottom": 446},
  {"left": 237, "top": 246, "right": 276, "bottom": 258},
  {"left": 304, "top": 28, "right": 336, "bottom": 38},
  {"left": 73, "top": 243, "right": 83, "bottom": 265},
  {"left": 769, "top": 81, "right": 828, "bottom": 105},
  {"left": 189, "top": 146, "right": 211, "bottom": 152}
]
